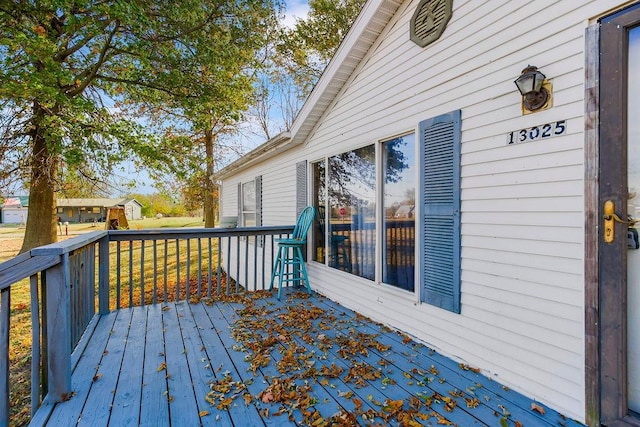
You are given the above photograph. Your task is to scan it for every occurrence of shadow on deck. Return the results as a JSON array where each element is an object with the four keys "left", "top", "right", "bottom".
[{"left": 30, "top": 289, "right": 583, "bottom": 427}]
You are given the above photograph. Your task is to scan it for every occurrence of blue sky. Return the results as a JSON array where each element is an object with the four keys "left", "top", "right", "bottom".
[{"left": 282, "top": 0, "right": 310, "bottom": 28}]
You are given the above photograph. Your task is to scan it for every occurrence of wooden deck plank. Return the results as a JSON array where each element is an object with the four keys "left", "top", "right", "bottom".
[
  {"left": 252, "top": 294, "right": 486, "bottom": 426},
  {"left": 311, "top": 293, "right": 582, "bottom": 427},
  {"left": 213, "top": 299, "right": 359, "bottom": 424},
  {"left": 33, "top": 291, "right": 585, "bottom": 427},
  {"left": 185, "top": 302, "right": 268, "bottom": 426},
  {"left": 174, "top": 302, "right": 233, "bottom": 425},
  {"left": 108, "top": 307, "right": 147, "bottom": 426},
  {"left": 246, "top": 299, "right": 387, "bottom": 416},
  {"left": 32, "top": 311, "right": 119, "bottom": 426},
  {"left": 161, "top": 302, "right": 201, "bottom": 426},
  {"left": 303, "top": 296, "right": 493, "bottom": 425},
  {"left": 75, "top": 308, "right": 133, "bottom": 427},
  {"left": 200, "top": 300, "right": 287, "bottom": 426},
  {"left": 312, "top": 296, "right": 528, "bottom": 422},
  {"left": 139, "top": 305, "right": 169, "bottom": 427}
]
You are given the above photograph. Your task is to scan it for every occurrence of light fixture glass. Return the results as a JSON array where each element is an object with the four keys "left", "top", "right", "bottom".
[
  {"left": 514, "top": 66, "right": 545, "bottom": 95},
  {"left": 514, "top": 65, "right": 549, "bottom": 111}
]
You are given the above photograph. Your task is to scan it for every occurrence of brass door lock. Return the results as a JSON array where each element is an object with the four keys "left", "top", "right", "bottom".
[
  {"left": 604, "top": 200, "right": 615, "bottom": 243},
  {"left": 603, "top": 200, "right": 640, "bottom": 244}
]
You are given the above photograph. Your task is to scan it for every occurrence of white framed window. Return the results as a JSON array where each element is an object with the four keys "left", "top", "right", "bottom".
[{"left": 238, "top": 176, "right": 262, "bottom": 227}]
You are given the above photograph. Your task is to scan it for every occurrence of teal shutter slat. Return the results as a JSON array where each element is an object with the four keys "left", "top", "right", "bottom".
[
  {"left": 296, "top": 161, "right": 307, "bottom": 216},
  {"left": 419, "top": 110, "right": 461, "bottom": 313},
  {"left": 255, "top": 176, "right": 262, "bottom": 227}
]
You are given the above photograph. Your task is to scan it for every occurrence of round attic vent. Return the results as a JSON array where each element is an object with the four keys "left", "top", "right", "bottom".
[{"left": 410, "top": 0, "right": 452, "bottom": 48}]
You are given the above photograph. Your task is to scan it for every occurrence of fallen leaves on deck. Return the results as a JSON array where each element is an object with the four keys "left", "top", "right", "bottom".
[{"left": 197, "top": 291, "right": 526, "bottom": 426}]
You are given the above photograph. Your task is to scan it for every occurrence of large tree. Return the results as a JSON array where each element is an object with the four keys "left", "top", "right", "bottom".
[
  {"left": 277, "top": 0, "right": 366, "bottom": 96},
  {"left": 0, "top": 0, "right": 279, "bottom": 251}
]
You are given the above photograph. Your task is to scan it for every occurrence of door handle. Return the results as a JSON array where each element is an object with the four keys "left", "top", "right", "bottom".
[
  {"left": 603, "top": 200, "right": 640, "bottom": 243},
  {"left": 604, "top": 200, "right": 615, "bottom": 243}
]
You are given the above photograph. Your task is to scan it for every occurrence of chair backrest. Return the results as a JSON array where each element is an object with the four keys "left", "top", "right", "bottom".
[{"left": 292, "top": 206, "right": 315, "bottom": 241}]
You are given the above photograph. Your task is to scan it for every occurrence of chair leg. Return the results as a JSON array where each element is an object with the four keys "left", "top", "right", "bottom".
[
  {"left": 269, "top": 246, "right": 282, "bottom": 292},
  {"left": 277, "top": 247, "right": 288, "bottom": 300},
  {"left": 295, "top": 246, "right": 311, "bottom": 295}
]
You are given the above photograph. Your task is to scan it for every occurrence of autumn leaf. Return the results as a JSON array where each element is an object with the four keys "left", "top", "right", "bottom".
[
  {"left": 199, "top": 410, "right": 209, "bottom": 417},
  {"left": 157, "top": 362, "right": 167, "bottom": 372},
  {"left": 261, "top": 391, "right": 274, "bottom": 403},
  {"left": 459, "top": 363, "right": 480, "bottom": 373},
  {"left": 531, "top": 402, "right": 546, "bottom": 414},
  {"left": 92, "top": 373, "right": 103, "bottom": 382},
  {"left": 243, "top": 393, "right": 253, "bottom": 405},
  {"left": 217, "top": 397, "right": 232, "bottom": 410},
  {"left": 61, "top": 392, "right": 76, "bottom": 402}
]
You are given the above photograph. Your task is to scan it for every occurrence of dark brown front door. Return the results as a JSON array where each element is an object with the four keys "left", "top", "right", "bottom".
[{"left": 599, "top": 3, "right": 640, "bottom": 425}]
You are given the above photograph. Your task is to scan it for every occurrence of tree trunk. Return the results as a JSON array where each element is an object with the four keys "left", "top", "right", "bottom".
[
  {"left": 20, "top": 106, "right": 58, "bottom": 253},
  {"left": 203, "top": 128, "right": 216, "bottom": 228}
]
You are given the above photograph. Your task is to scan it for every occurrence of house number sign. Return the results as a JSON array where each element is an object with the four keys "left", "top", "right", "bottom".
[{"left": 507, "top": 120, "right": 567, "bottom": 145}]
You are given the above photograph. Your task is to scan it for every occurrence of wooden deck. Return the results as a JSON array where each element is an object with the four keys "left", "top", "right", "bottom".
[{"left": 30, "top": 289, "right": 584, "bottom": 426}]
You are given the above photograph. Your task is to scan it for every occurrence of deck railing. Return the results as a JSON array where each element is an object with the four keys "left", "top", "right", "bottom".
[{"left": 0, "top": 225, "right": 293, "bottom": 427}]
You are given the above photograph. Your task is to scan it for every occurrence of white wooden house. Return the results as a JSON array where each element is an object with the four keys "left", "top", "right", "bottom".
[
  {"left": 1, "top": 196, "right": 29, "bottom": 224},
  {"left": 56, "top": 198, "right": 143, "bottom": 223},
  {"left": 216, "top": 1, "right": 640, "bottom": 425}
]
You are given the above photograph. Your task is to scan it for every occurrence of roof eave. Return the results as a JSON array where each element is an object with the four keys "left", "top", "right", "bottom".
[{"left": 214, "top": 132, "right": 292, "bottom": 180}]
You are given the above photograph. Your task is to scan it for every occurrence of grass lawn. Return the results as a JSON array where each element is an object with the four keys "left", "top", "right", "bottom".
[{"left": 2, "top": 217, "right": 206, "bottom": 426}]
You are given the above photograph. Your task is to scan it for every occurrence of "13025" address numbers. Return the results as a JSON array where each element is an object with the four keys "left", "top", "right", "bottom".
[{"left": 507, "top": 120, "right": 567, "bottom": 145}]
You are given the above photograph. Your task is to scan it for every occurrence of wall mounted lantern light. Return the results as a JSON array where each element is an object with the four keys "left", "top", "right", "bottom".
[{"left": 514, "top": 65, "right": 550, "bottom": 112}]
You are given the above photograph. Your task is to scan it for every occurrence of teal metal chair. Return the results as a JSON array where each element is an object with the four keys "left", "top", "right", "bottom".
[{"left": 269, "top": 206, "right": 315, "bottom": 299}]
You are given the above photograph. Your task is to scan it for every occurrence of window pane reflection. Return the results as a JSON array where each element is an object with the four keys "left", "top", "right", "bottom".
[
  {"left": 382, "top": 134, "right": 415, "bottom": 291},
  {"left": 242, "top": 181, "right": 256, "bottom": 226},
  {"left": 328, "top": 145, "right": 376, "bottom": 280},
  {"left": 312, "top": 161, "right": 325, "bottom": 263}
]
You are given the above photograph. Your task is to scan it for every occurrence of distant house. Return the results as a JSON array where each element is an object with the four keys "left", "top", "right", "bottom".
[
  {"left": 393, "top": 204, "right": 414, "bottom": 218},
  {"left": 1, "top": 196, "right": 29, "bottom": 224},
  {"left": 56, "top": 198, "right": 143, "bottom": 223}
]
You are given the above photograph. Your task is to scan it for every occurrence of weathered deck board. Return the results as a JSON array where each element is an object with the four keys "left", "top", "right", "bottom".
[
  {"left": 162, "top": 302, "right": 201, "bottom": 426},
  {"left": 109, "top": 306, "right": 147, "bottom": 426},
  {"left": 78, "top": 308, "right": 133, "bottom": 427},
  {"left": 311, "top": 296, "right": 583, "bottom": 427},
  {"left": 31, "top": 290, "right": 584, "bottom": 426},
  {"left": 139, "top": 304, "right": 169, "bottom": 427},
  {"left": 189, "top": 301, "right": 273, "bottom": 426}
]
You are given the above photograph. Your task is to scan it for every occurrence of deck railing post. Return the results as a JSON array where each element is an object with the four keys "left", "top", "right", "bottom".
[
  {"left": 98, "top": 236, "right": 110, "bottom": 314},
  {"left": 44, "top": 256, "right": 72, "bottom": 403},
  {"left": 0, "top": 287, "right": 10, "bottom": 427}
]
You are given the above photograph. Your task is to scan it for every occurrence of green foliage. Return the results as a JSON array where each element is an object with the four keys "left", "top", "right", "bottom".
[{"left": 277, "top": 0, "right": 366, "bottom": 95}]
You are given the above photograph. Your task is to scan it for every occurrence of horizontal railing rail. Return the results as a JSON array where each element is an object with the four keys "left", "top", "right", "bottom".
[{"left": 0, "top": 225, "right": 294, "bottom": 427}]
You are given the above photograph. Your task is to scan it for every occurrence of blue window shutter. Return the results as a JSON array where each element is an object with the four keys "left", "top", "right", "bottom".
[
  {"left": 419, "top": 110, "right": 461, "bottom": 313},
  {"left": 296, "top": 161, "right": 307, "bottom": 216},
  {"left": 255, "top": 176, "right": 262, "bottom": 227}
]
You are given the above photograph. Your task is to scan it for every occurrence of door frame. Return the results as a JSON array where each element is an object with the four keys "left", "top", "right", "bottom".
[{"left": 586, "top": 3, "right": 640, "bottom": 426}]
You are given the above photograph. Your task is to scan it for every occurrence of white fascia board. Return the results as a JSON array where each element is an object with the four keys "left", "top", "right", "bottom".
[
  {"left": 214, "top": 131, "right": 291, "bottom": 179},
  {"left": 290, "top": 0, "right": 401, "bottom": 144}
]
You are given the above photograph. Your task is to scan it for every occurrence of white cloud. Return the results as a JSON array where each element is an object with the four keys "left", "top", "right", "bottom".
[{"left": 282, "top": 0, "right": 310, "bottom": 29}]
